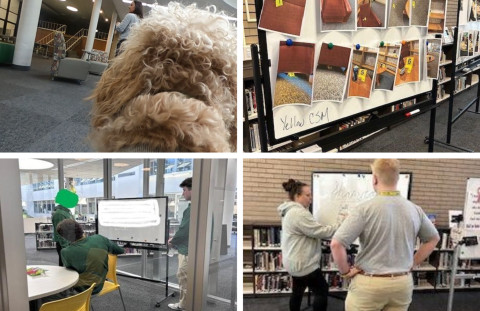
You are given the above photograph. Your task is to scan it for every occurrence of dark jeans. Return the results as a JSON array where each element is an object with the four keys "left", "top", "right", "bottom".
[
  {"left": 56, "top": 242, "right": 63, "bottom": 267},
  {"left": 290, "top": 268, "right": 329, "bottom": 311},
  {"left": 115, "top": 39, "right": 126, "bottom": 57}
]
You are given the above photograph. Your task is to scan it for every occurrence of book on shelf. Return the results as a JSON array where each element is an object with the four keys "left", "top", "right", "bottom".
[
  {"left": 254, "top": 251, "right": 284, "bottom": 271},
  {"left": 255, "top": 274, "right": 292, "bottom": 293},
  {"left": 253, "top": 228, "right": 281, "bottom": 247},
  {"left": 438, "top": 66, "right": 447, "bottom": 81}
]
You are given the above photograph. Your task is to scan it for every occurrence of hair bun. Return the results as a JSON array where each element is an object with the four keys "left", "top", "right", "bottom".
[{"left": 282, "top": 179, "right": 296, "bottom": 192}]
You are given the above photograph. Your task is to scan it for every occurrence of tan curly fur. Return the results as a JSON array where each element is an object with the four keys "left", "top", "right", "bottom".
[{"left": 87, "top": 3, "right": 237, "bottom": 152}]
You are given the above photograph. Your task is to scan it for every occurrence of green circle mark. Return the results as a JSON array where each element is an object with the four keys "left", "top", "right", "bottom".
[{"left": 55, "top": 189, "right": 79, "bottom": 208}]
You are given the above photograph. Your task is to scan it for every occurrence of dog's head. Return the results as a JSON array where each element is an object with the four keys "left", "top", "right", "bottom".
[{"left": 88, "top": 3, "right": 237, "bottom": 152}]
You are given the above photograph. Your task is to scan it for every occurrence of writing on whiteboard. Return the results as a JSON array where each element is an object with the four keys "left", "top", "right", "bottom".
[
  {"left": 331, "top": 181, "right": 376, "bottom": 202},
  {"left": 279, "top": 107, "right": 330, "bottom": 131}
]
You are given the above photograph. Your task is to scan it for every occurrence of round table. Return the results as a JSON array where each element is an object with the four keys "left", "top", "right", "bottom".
[
  {"left": 27, "top": 265, "right": 79, "bottom": 300},
  {"left": 427, "top": 54, "right": 435, "bottom": 63}
]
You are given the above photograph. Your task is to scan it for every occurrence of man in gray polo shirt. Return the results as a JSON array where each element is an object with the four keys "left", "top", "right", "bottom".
[{"left": 330, "top": 159, "right": 440, "bottom": 311}]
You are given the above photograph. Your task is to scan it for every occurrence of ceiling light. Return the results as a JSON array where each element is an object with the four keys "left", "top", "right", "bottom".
[
  {"left": 142, "top": 168, "right": 151, "bottom": 171},
  {"left": 74, "top": 158, "right": 90, "bottom": 162},
  {"left": 67, "top": 6, "right": 78, "bottom": 12},
  {"left": 19, "top": 159, "right": 54, "bottom": 170},
  {"left": 105, "top": 18, "right": 108, "bottom": 22},
  {"left": 114, "top": 163, "right": 129, "bottom": 167},
  {"left": 100, "top": 9, "right": 103, "bottom": 13},
  {"left": 60, "top": 0, "right": 66, "bottom": 2}
]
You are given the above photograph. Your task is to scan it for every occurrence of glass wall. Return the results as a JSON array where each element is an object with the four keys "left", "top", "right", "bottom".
[
  {"left": 187, "top": 159, "right": 237, "bottom": 310},
  {"left": 0, "top": 0, "right": 20, "bottom": 36}
]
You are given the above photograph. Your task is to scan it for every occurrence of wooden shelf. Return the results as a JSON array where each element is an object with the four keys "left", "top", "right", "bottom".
[
  {"left": 430, "top": 12, "right": 445, "bottom": 19},
  {"left": 254, "top": 246, "right": 282, "bottom": 251},
  {"left": 438, "top": 77, "right": 451, "bottom": 85},
  {"left": 428, "top": 23, "right": 443, "bottom": 32},
  {"left": 255, "top": 270, "right": 288, "bottom": 273},
  {"left": 379, "top": 60, "right": 398, "bottom": 67},
  {"left": 436, "top": 94, "right": 450, "bottom": 104}
]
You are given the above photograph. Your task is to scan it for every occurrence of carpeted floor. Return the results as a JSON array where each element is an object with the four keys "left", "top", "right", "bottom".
[
  {"left": 313, "top": 68, "right": 348, "bottom": 102},
  {"left": 411, "top": 0, "right": 429, "bottom": 26},
  {"left": 388, "top": 0, "right": 410, "bottom": 27},
  {"left": 376, "top": 71, "right": 396, "bottom": 90},
  {"left": 244, "top": 290, "right": 480, "bottom": 311},
  {"left": 274, "top": 73, "right": 313, "bottom": 106},
  {"left": 369, "top": 1, "right": 387, "bottom": 27},
  {"left": 321, "top": 0, "right": 356, "bottom": 31},
  {"left": 26, "top": 233, "right": 237, "bottom": 310},
  {"left": 0, "top": 54, "right": 98, "bottom": 152},
  {"left": 348, "top": 85, "right": 480, "bottom": 152}
]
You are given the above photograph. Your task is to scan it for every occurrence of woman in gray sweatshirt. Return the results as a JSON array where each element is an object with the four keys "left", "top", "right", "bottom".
[
  {"left": 278, "top": 179, "right": 341, "bottom": 311},
  {"left": 115, "top": 1, "right": 143, "bottom": 56}
]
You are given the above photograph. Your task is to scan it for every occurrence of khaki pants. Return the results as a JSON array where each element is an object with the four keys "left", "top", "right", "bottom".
[
  {"left": 177, "top": 254, "right": 188, "bottom": 308},
  {"left": 346, "top": 274, "right": 413, "bottom": 311}
]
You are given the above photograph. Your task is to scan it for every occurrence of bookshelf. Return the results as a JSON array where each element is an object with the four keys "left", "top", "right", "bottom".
[
  {"left": 243, "top": 225, "right": 480, "bottom": 297},
  {"left": 35, "top": 221, "right": 96, "bottom": 250}
]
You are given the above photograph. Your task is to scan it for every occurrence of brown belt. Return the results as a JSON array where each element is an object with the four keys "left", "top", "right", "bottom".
[{"left": 359, "top": 271, "right": 410, "bottom": 278}]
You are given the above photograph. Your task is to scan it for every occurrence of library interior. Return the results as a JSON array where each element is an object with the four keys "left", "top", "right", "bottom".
[
  {"left": 243, "top": 158, "right": 480, "bottom": 311},
  {"left": 0, "top": 158, "right": 237, "bottom": 311},
  {"left": 244, "top": 0, "right": 480, "bottom": 152}
]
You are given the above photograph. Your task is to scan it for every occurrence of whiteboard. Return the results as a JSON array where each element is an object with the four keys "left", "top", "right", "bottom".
[
  {"left": 311, "top": 172, "right": 411, "bottom": 226},
  {"left": 459, "top": 178, "right": 480, "bottom": 259},
  {"left": 265, "top": 0, "right": 433, "bottom": 140},
  {"left": 98, "top": 197, "right": 168, "bottom": 244}
]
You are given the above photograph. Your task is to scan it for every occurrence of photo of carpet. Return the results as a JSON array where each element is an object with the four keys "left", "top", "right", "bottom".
[
  {"left": 313, "top": 43, "right": 352, "bottom": 102},
  {"left": 388, "top": 0, "right": 410, "bottom": 27},
  {"left": 274, "top": 41, "right": 315, "bottom": 107},
  {"left": 321, "top": 0, "right": 356, "bottom": 31},
  {"left": 475, "top": 31, "right": 480, "bottom": 53},
  {"left": 469, "top": 0, "right": 477, "bottom": 21},
  {"left": 395, "top": 40, "right": 420, "bottom": 86},
  {"left": 348, "top": 47, "right": 379, "bottom": 98},
  {"left": 258, "top": 0, "right": 307, "bottom": 36},
  {"left": 411, "top": 0, "right": 430, "bottom": 26},
  {"left": 374, "top": 43, "right": 400, "bottom": 91},
  {"left": 426, "top": 39, "right": 441, "bottom": 80},
  {"left": 357, "top": 0, "right": 386, "bottom": 28}
]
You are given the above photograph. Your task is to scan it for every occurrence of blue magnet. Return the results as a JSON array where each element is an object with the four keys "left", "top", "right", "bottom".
[
  {"left": 426, "top": 41, "right": 429, "bottom": 46},
  {"left": 356, "top": 44, "right": 360, "bottom": 50},
  {"left": 286, "top": 39, "right": 293, "bottom": 46}
]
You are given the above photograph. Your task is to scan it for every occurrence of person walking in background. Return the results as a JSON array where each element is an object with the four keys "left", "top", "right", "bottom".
[
  {"left": 330, "top": 159, "right": 440, "bottom": 311},
  {"left": 278, "top": 179, "right": 344, "bottom": 311},
  {"left": 168, "top": 177, "right": 192, "bottom": 311},
  {"left": 52, "top": 189, "right": 77, "bottom": 266},
  {"left": 115, "top": 0, "right": 143, "bottom": 56}
]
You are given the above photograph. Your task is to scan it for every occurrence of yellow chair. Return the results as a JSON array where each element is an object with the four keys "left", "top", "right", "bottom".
[
  {"left": 39, "top": 283, "right": 95, "bottom": 311},
  {"left": 92, "top": 254, "right": 127, "bottom": 311}
]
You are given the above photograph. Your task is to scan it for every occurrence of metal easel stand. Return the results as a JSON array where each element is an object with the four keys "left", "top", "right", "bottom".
[
  {"left": 427, "top": 0, "right": 478, "bottom": 152},
  {"left": 155, "top": 221, "right": 176, "bottom": 308},
  {"left": 446, "top": 240, "right": 480, "bottom": 311}
]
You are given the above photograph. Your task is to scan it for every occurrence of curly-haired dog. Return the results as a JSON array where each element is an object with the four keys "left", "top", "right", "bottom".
[{"left": 88, "top": 3, "right": 237, "bottom": 152}]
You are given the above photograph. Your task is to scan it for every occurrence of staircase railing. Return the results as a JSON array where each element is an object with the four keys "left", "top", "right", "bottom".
[
  {"left": 37, "top": 21, "right": 66, "bottom": 31},
  {"left": 65, "top": 29, "right": 88, "bottom": 51},
  {"left": 36, "top": 24, "right": 67, "bottom": 46}
]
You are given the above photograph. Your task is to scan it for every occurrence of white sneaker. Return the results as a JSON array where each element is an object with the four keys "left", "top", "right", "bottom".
[{"left": 168, "top": 303, "right": 185, "bottom": 310}]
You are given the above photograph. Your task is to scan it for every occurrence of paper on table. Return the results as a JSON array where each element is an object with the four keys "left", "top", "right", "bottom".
[{"left": 27, "top": 267, "right": 48, "bottom": 277}]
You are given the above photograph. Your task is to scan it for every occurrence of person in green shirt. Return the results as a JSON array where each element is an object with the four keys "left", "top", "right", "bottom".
[
  {"left": 57, "top": 219, "right": 125, "bottom": 295},
  {"left": 52, "top": 189, "right": 77, "bottom": 266},
  {"left": 168, "top": 177, "right": 192, "bottom": 311}
]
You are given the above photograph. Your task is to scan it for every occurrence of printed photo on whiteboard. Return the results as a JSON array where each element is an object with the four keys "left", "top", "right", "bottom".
[
  {"left": 320, "top": 0, "right": 356, "bottom": 32},
  {"left": 357, "top": 0, "right": 386, "bottom": 28},
  {"left": 388, "top": 0, "right": 410, "bottom": 27},
  {"left": 374, "top": 43, "right": 401, "bottom": 91},
  {"left": 458, "top": 0, "right": 470, "bottom": 25},
  {"left": 428, "top": 0, "right": 447, "bottom": 33},
  {"left": 469, "top": 0, "right": 477, "bottom": 21},
  {"left": 460, "top": 31, "right": 469, "bottom": 57},
  {"left": 426, "top": 39, "right": 442, "bottom": 80},
  {"left": 274, "top": 41, "right": 315, "bottom": 107},
  {"left": 258, "top": 0, "right": 307, "bottom": 36},
  {"left": 469, "top": 31, "right": 475, "bottom": 56},
  {"left": 313, "top": 43, "right": 352, "bottom": 102},
  {"left": 473, "top": 30, "right": 480, "bottom": 55},
  {"left": 395, "top": 40, "right": 420, "bottom": 87},
  {"left": 348, "top": 46, "right": 379, "bottom": 99},
  {"left": 411, "top": 0, "right": 431, "bottom": 26}
]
